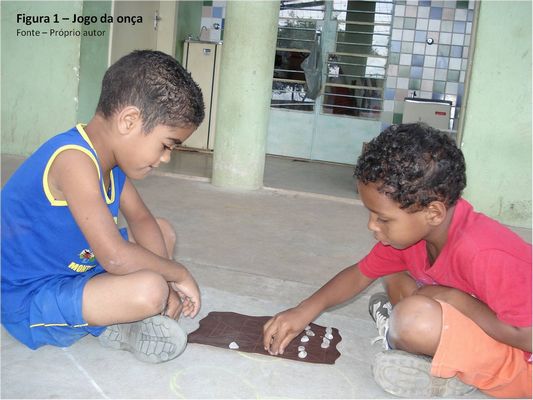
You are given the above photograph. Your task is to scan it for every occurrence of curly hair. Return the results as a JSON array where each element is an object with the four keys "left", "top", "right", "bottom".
[
  {"left": 96, "top": 50, "right": 204, "bottom": 132},
  {"left": 354, "top": 123, "right": 466, "bottom": 211}
]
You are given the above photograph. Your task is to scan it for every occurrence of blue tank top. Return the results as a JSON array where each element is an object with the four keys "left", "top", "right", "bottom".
[{"left": 1, "top": 124, "right": 127, "bottom": 323}]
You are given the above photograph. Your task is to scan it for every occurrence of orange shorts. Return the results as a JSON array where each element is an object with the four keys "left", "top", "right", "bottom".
[{"left": 431, "top": 301, "right": 532, "bottom": 398}]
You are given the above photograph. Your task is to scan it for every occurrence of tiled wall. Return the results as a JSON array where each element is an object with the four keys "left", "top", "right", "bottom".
[
  {"left": 200, "top": 1, "right": 226, "bottom": 42},
  {"left": 383, "top": 0, "right": 476, "bottom": 130},
  {"left": 196, "top": 0, "right": 476, "bottom": 131}
]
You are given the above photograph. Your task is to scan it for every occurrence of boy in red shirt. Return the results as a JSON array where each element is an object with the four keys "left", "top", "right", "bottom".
[{"left": 263, "top": 123, "right": 531, "bottom": 398}]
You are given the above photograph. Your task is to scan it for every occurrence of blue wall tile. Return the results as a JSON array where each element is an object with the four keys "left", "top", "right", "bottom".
[
  {"left": 412, "top": 54, "right": 425, "bottom": 66},
  {"left": 391, "top": 41, "right": 401, "bottom": 52},
  {"left": 212, "top": 6, "right": 223, "bottom": 18},
  {"left": 415, "top": 30, "right": 427, "bottom": 42},
  {"left": 453, "top": 21, "right": 466, "bottom": 33},
  {"left": 450, "top": 45, "right": 462, "bottom": 58},
  {"left": 429, "top": 7, "right": 442, "bottom": 19},
  {"left": 384, "top": 88, "right": 396, "bottom": 100},
  {"left": 411, "top": 66, "right": 423, "bottom": 78}
]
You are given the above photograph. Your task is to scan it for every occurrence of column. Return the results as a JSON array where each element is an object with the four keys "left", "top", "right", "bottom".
[{"left": 211, "top": 1, "right": 280, "bottom": 189}]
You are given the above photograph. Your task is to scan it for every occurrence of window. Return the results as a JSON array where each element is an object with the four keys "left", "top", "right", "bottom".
[
  {"left": 271, "top": 0, "right": 393, "bottom": 119},
  {"left": 271, "top": 0, "right": 325, "bottom": 111},
  {"left": 323, "top": 0, "right": 393, "bottom": 118}
]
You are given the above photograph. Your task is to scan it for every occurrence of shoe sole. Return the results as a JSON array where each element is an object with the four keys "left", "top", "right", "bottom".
[
  {"left": 99, "top": 315, "right": 187, "bottom": 363},
  {"left": 372, "top": 350, "right": 477, "bottom": 398}
]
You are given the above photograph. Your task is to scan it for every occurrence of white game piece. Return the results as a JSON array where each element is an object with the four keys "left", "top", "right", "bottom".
[
  {"left": 298, "top": 345, "right": 306, "bottom": 352},
  {"left": 305, "top": 325, "right": 311, "bottom": 331},
  {"left": 322, "top": 338, "right": 330, "bottom": 345},
  {"left": 320, "top": 341, "right": 330, "bottom": 349},
  {"left": 325, "top": 332, "right": 333, "bottom": 340},
  {"left": 300, "top": 335, "right": 309, "bottom": 343},
  {"left": 228, "top": 341, "right": 239, "bottom": 349},
  {"left": 305, "top": 330, "right": 315, "bottom": 337},
  {"left": 298, "top": 350, "right": 308, "bottom": 359},
  {"left": 325, "top": 327, "right": 333, "bottom": 334}
]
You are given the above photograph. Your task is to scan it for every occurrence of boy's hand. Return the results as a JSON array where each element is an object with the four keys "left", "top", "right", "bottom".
[
  {"left": 262, "top": 306, "right": 312, "bottom": 356},
  {"left": 169, "top": 272, "right": 201, "bottom": 318},
  {"left": 163, "top": 285, "right": 184, "bottom": 320}
]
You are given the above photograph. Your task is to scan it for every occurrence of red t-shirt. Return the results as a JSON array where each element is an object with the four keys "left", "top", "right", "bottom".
[{"left": 359, "top": 198, "right": 532, "bottom": 329}]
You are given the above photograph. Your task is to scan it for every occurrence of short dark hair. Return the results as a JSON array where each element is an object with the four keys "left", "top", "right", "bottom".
[
  {"left": 354, "top": 123, "right": 466, "bottom": 211},
  {"left": 96, "top": 50, "right": 204, "bottom": 132}
]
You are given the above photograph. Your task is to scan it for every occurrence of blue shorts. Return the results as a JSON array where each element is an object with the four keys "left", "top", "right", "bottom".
[{"left": 3, "top": 228, "right": 128, "bottom": 349}]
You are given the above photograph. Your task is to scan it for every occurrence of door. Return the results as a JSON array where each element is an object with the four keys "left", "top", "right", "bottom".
[
  {"left": 110, "top": 1, "right": 177, "bottom": 64},
  {"left": 110, "top": 1, "right": 157, "bottom": 64},
  {"left": 181, "top": 41, "right": 222, "bottom": 150}
]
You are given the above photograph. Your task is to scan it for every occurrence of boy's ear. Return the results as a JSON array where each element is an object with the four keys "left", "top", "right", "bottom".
[
  {"left": 425, "top": 201, "right": 447, "bottom": 226},
  {"left": 117, "top": 106, "right": 141, "bottom": 135}
]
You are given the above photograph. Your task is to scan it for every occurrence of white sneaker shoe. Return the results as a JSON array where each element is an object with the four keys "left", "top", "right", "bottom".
[
  {"left": 369, "top": 292, "right": 392, "bottom": 349},
  {"left": 372, "top": 350, "right": 477, "bottom": 398},
  {"left": 99, "top": 315, "right": 187, "bottom": 363}
]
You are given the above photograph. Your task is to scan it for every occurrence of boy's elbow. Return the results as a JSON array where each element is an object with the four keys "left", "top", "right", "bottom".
[
  {"left": 514, "top": 326, "right": 532, "bottom": 352},
  {"left": 95, "top": 243, "right": 130, "bottom": 274}
]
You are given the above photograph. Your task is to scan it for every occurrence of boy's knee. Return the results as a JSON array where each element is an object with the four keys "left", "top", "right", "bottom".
[
  {"left": 388, "top": 295, "right": 442, "bottom": 356},
  {"left": 131, "top": 270, "right": 169, "bottom": 314},
  {"left": 156, "top": 217, "right": 176, "bottom": 245}
]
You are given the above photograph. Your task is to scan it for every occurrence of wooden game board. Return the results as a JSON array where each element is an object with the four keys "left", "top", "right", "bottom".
[{"left": 188, "top": 311, "right": 342, "bottom": 364}]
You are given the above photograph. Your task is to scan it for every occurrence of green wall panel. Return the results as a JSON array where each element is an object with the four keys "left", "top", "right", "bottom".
[
  {"left": 77, "top": 1, "right": 112, "bottom": 124},
  {"left": 1, "top": 1, "right": 83, "bottom": 155},
  {"left": 175, "top": 1, "right": 203, "bottom": 64},
  {"left": 461, "top": 2, "right": 532, "bottom": 227}
]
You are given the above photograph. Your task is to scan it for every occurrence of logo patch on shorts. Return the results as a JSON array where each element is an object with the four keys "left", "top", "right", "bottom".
[
  {"left": 68, "top": 249, "right": 97, "bottom": 273},
  {"left": 79, "top": 249, "right": 95, "bottom": 263}
]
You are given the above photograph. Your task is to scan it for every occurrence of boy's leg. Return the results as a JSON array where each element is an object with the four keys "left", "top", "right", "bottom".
[
  {"left": 82, "top": 270, "right": 169, "bottom": 326},
  {"left": 83, "top": 267, "right": 186, "bottom": 364},
  {"left": 382, "top": 271, "right": 418, "bottom": 305},
  {"left": 87, "top": 219, "right": 186, "bottom": 363},
  {"left": 126, "top": 217, "right": 177, "bottom": 259},
  {"left": 376, "top": 295, "right": 531, "bottom": 398},
  {"left": 154, "top": 217, "right": 176, "bottom": 259},
  {"left": 369, "top": 272, "right": 418, "bottom": 348},
  {"left": 432, "top": 300, "right": 531, "bottom": 398},
  {"left": 373, "top": 295, "right": 475, "bottom": 397}
]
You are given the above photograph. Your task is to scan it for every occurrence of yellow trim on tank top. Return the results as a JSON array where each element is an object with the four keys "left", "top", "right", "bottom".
[
  {"left": 42, "top": 145, "right": 100, "bottom": 206},
  {"left": 42, "top": 125, "right": 116, "bottom": 206},
  {"left": 76, "top": 124, "right": 115, "bottom": 204}
]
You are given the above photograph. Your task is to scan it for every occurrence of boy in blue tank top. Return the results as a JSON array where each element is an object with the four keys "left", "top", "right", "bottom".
[{"left": 1, "top": 50, "right": 205, "bottom": 363}]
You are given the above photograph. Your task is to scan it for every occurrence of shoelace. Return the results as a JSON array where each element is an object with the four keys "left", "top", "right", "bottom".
[{"left": 371, "top": 302, "right": 392, "bottom": 349}]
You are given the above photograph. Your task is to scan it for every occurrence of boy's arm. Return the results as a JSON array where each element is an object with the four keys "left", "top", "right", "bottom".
[
  {"left": 418, "top": 285, "right": 532, "bottom": 352},
  {"left": 263, "top": 263, "right": 374, "bottom": 355},
  {"left": 119, "top": 178, "right": 197, "bottom": 317},
  {"left": 51, "top": 150, "right": 200, "bottom": 315},
  {"left": 118, "top": 178, "right": 168, "bottom": 258}
]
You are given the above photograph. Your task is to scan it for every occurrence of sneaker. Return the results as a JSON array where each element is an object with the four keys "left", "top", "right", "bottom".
[
  {"left": 369, "top": 292, "right": 392, "bottom": 349},
  {"left": 372, "top": 350, "right": 477, "bottom": 398},
  {"left": 98, "top": 315, "right": 187, "bottom": 363}
]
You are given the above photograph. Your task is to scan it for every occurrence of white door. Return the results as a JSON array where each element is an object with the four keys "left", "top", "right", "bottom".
[
  {"left": 110, "top": 1, "right": 177, "bottom": 64},
  {"left": 181, "top": 41, "right": 222, "bottom": 150}
]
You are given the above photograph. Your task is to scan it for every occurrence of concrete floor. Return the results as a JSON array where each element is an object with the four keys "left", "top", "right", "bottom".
[{"left": 2, "top": 151, "right": 529, "bottom": 399}]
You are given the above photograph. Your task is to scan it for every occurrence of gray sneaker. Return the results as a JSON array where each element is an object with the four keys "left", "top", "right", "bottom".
[
  {"left": 99, "top": 315, "right": 187, "bottom": 363},
  {"left": 372, "top": 350, "right": 477, "bottom": 398},
  {"left": 369, "top": 292, "right": 392, "bottom": 349}
]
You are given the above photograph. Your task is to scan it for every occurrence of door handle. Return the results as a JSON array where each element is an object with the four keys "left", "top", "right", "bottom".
[{"left": 153, "top": 10, "right": 162, "bottom": 31}]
